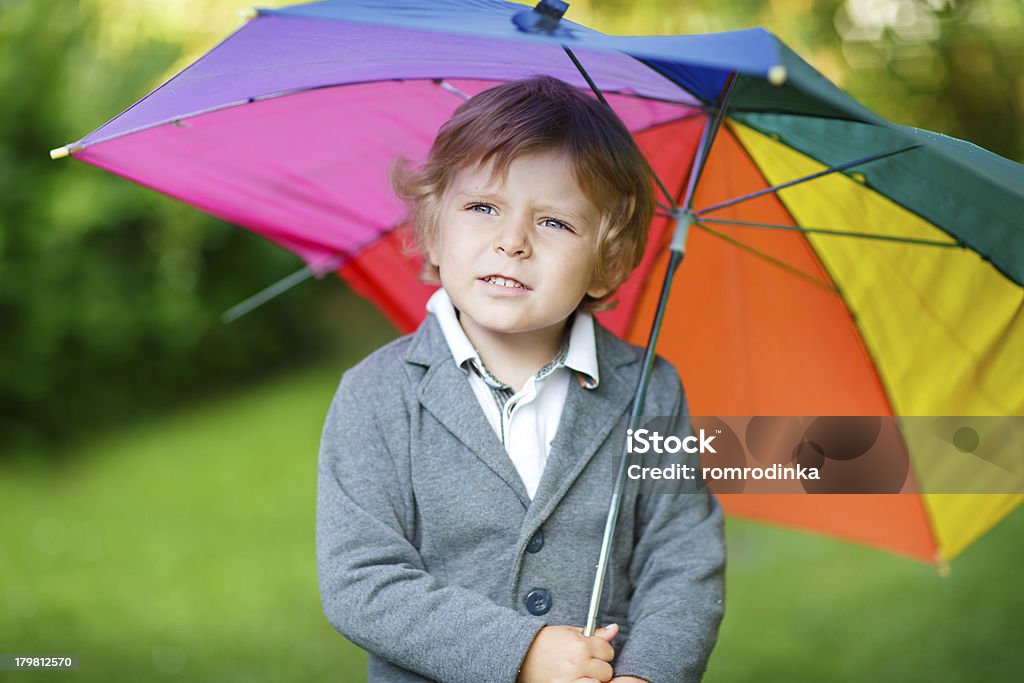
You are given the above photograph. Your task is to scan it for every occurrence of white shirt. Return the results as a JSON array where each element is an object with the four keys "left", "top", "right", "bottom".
[{"left": 426, "top": 289, "right": 599, "bottom": 499}]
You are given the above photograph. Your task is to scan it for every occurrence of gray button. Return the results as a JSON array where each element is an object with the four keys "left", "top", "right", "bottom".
[{"left": 524, "top": 588, "right": 552, "bottom": 615}]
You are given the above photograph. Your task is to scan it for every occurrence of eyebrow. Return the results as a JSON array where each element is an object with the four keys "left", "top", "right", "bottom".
[{"left": 453, "top": 190, "right": 502, "bottom": 203}]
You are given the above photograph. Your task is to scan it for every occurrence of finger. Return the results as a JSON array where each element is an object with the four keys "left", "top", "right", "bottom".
[
  {"left": 588, "top": 634, "right": 615, "bottom": 662},
  {"left": 596, "top": 623, "right": 619, "bottom": 642},
  {"left": 583, "top": 658, "right": 614, "bottom": 682}
]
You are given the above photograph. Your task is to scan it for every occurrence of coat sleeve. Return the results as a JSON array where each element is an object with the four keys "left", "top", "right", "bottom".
[
  {"left": 316, "top": 367, "right": 546, "bottom": 683},
  {"left": 612, "top": 362, "right": 726, "bottom": 683}
]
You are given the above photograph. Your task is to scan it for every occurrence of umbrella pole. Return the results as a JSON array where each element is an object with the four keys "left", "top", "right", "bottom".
[
  {"left": 582, "top": 75, "right": 736, "bottom": 636},
  {"left": 582, "top": 242, "right": 685, "bottom": 637}
]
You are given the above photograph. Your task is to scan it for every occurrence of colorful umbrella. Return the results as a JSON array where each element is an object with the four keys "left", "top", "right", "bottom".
[{"left": 52, "top": 0, "right": 1024, "bottom": 568}]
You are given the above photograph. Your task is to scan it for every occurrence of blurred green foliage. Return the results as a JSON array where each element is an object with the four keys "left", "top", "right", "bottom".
[
  {"left": 1, "top": 0, "right": 1021, "bottom": 456},
  {"left": 576, "top": 0, "right": 1023, "bottom": 162},
  {"left": 0, "top": 0, "right": 364, "bottom": 456}
]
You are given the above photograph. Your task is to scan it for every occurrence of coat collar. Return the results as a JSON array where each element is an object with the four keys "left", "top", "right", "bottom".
[
  {"left": 526, "top": 319, "right": 640, "bottom": 527},
  {"left": 404, "top": 313, "right": 641, "bottom": 514},
  {"left": 406, "top": 315, "right": 531, "bottom": 504}
]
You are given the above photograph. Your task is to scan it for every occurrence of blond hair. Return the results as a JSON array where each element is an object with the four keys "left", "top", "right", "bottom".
[{"left": 391, "top": 76, "right": 654, "bottom": 310}]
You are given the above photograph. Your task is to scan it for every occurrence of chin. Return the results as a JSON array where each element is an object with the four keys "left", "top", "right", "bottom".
[
  {"left": 470, "top": 316, "right": 528, "bottom": 335},
  {"left": 467, "top": 311, "right": 543, "bottom": 336}
]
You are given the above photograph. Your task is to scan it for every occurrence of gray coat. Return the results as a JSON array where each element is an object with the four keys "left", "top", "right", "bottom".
[{"left": 317, "top": 314, "right": 725, "bottom": 683}]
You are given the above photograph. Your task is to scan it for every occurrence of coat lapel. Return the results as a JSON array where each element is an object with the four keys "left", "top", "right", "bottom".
[
  {"left": 525, "top": 324, "right": 640, "bottom": 528},
  {"left": 405, "top": 315, "right": 532, "bottom": 507}
]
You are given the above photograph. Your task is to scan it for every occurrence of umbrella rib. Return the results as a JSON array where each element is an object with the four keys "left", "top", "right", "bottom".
[
  {"left": 220, "top": 252, "right": 350, "bottom": 323},
  {"left": 696, "top": 144, "right": 920, "bottom": 216},
  {"left": 219, "top": 218, "right": 418, "bottom": 322},
  {"left": 62, "top": 76, "right": 704, "bottom": 155},
  {"left": 681, "top": 72, "right": 737, "bottom": 211},
  {"left": 699, "top": 217, "right": 963, "bottom": 249},
  {"left": 221, "top": 263, "right": 319, "bottom": 323},
  {"left": 435, "top": 79, "right": 471, "bottom": 101},
  {"left": 692, "top": 220, "right": 840, "bottom": 294},
  {"left": 564, "top": 46, "right": 679, "bottom": 211},
  {"left": 562, "top": 46, "right": 612, "bottom": 108}
]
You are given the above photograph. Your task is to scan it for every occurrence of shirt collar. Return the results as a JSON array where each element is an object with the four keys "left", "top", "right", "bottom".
[
  {"left": 425, "top": 288, "right": 600, "bottom": 390},
  {"left": 564, "top": 305, "right": 600, "bottom": 389}
]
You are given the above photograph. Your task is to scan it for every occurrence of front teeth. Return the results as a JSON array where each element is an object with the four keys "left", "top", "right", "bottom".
[{"left": 486, "top": 276, "right": 526, "bottom": 289}]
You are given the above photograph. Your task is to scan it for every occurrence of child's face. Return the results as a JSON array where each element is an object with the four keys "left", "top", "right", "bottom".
[{"left": 429, "top": 150, "right": 609, "bottom": 345}]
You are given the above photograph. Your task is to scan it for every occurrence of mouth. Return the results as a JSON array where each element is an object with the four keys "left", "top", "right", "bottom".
[{"left": 480, "top": 274, "right": 530, "bottom": 290}]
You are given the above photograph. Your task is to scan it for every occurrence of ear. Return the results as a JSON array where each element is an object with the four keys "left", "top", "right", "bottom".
[{"left": 586, "top": 278, "right": 611, "bottom": 300}]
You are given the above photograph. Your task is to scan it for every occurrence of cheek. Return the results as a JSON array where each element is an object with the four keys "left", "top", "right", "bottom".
[
  {"left": 431, "top": 224, "right": 472, "bottom": 273},
  {"left": 557, "top": 258, "right": 600, "bottom": 299},
  {"left": 572, "top": 246, "right": 601, "bottom": 281}
]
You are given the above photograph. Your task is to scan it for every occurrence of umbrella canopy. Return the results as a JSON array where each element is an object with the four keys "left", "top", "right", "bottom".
[{"left": 55, "top": 0, "right": 1024, "bottom": 564}]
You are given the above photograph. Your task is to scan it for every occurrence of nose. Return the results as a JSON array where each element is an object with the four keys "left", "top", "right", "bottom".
[{"left": 494, "top": 214, "right": 531, "bottom": 258}]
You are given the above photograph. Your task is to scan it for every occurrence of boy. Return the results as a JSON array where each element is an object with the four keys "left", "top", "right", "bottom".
[{"left": 317, "top": 76, "right": 725, "bottom": 683}]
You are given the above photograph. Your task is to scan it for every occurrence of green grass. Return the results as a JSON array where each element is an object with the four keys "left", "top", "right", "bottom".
[
  {"left": 0, "top": 353, "right": 373, "bottom": 682},
  {"left": 707, "top": 511, "right": 1024, "bottom": 682},
  {"left": 2, "top": 351, "right": 1022, "bottom": 682}
]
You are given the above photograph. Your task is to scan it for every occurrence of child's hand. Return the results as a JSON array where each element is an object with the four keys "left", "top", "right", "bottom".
[
  {"left": 609, "top": 678, "right": 650, "bottom": 683},
  {"left": 517, "top": 623, "right": 619, "bottom": 683}
]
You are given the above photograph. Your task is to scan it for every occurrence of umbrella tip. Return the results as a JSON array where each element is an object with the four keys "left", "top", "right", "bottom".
[
  {"left": 239, "top": 7, "right": 259, "bottom": 21},
  {"left": 513, "top": 0, "right": 571, "bottom": 35},
  {"left": 49, "top": 145, "right": 73, "bottom": 160},
  {"left": 767, "top": 65, "right": 787, "bottom": 86}
]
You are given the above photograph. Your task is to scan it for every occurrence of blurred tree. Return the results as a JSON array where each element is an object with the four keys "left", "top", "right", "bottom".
[
  {"left": 574, "top": 0, "right": 1023, "bottom": 162},
  {"left": 0, "top": 0, "right": 365, "bottom": 457}
]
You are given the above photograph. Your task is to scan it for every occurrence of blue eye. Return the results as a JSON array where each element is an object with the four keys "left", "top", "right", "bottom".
[
  {"left": 468, "top": 203, "right": 495, "bottom": 215},
  {"left": 542, "top": 218, "right": 570, "bottom": 231}
]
